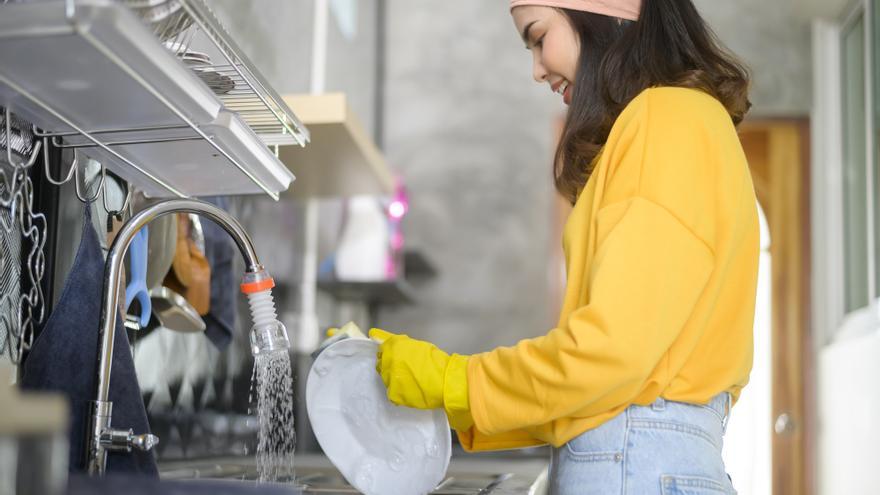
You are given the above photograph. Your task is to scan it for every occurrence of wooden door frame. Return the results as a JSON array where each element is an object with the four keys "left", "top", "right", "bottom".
[{"left": 739, "top": 118, "right": 814, "bottom": 495}]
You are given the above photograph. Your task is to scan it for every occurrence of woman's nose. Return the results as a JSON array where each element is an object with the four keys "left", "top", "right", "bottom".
[{"left": 532, "top": 52, "right": 548, "bottom": 83}]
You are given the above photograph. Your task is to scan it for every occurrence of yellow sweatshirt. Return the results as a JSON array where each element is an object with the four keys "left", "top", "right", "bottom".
[{"left": 458, "top": 86, "right": 760, "bottom": 451}]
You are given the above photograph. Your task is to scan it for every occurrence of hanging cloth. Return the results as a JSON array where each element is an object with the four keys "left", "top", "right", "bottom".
[{"left": 21, "top": 204, "right": 157, "bottom": 475}]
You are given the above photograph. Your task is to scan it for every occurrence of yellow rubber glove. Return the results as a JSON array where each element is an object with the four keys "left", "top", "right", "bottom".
[{"left": 369, "top": 328, "right": 474, "bottom": 431}]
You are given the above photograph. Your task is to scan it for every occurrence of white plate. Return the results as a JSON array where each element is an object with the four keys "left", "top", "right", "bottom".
[{"left": 306, "top": 338, "right": 451, "bottom": 495}]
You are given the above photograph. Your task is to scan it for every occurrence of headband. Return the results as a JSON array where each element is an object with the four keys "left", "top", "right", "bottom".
[{"left": 509, "top": 0, "right": 641, "bottom": 21}]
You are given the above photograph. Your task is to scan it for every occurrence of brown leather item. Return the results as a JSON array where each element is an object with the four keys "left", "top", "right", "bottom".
[{"left": 163, "top": 214, "right": 211, "bottom": 315}]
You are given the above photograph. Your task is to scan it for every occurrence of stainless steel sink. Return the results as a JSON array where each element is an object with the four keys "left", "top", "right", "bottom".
[{"left": 159, "top": 454, "right": 547, "bottom": 494}]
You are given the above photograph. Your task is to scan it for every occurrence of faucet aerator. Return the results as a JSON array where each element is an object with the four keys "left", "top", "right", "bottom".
[
  {"left": 242, "top": 269, "right": 290, "bottom": 356},
  {"left": 250, "top": 320, "right": 291, "bottom": 356}
]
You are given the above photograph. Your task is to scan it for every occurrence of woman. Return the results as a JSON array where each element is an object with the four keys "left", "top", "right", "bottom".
[{"left": 369, "top": 0, "right": 758, "bottom": 493}]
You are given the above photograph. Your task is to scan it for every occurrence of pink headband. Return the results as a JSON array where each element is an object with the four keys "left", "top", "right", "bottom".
[{"left": 509, "top": 0, "right": 641, "bottom": 21}]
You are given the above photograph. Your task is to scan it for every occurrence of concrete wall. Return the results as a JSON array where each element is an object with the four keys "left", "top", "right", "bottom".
[
  {"left": 376, "top": 1, "right": 561, "bottom": 353},
  {"left": 694, "top": 0, "right": 812, "bottom": 118}
]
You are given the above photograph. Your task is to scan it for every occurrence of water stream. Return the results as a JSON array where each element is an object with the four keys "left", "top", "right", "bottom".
[{"left": 251, "top": 350, "right": 296, "bottom": 482}]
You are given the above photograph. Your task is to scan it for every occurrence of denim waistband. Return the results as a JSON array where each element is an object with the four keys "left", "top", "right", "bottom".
[
  {"left": 625, "top": 392, "right": 732, "bottom": 448},
  {"left": 633, "top": 392, "right": 730, "bottom": 419}
]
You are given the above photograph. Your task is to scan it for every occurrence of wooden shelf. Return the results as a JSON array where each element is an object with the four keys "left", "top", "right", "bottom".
[{"left": 278, "top": 93, "right": 395, "bottom": 197}]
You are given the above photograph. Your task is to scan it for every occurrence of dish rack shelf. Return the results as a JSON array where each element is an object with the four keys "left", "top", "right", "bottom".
[{"left": 0, "top": 0, "right": 309, "bottom": 200}]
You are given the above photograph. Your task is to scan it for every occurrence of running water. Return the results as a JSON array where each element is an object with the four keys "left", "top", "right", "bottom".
[{"left": 252, "top": 350, "right": 296, "bottom": 482}]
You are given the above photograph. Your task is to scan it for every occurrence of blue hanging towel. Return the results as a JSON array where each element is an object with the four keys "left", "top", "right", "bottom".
[
  {"left": 201, "top": 196, "right": 237, "bottom": 350},
  {"left": 21, "top": 205, "right": 157, "bottom": 476}
]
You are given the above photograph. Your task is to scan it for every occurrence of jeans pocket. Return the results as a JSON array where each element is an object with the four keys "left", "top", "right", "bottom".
[
  {"left": 552, "top": 446, "right": 624, "bottom": 494},
  {"left": 562, "top": 446, "right": 624, "bottom": 463},
  {"left": 564, "top": 432, "right": 623, "bottom": 462},
  {"left": 690, "top": 403, "right": 725, "bottom": 423},
  {"left": 660, "top": 474, "right": 733, "bottom": 494},
  {"left": 563, "top": 416, "right": 625, "bottom": 462}
]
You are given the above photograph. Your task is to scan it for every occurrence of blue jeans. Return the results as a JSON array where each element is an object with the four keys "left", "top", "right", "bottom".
[{"left": 549, "top": 393, "right": 736, "bottom": 494}]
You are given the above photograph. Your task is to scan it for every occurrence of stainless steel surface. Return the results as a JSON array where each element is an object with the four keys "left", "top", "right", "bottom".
[
  {"left": 159, "top": 455, "right": 548, "bottom": 494},
  {"left": 176, "top": 48, "right": 236, "bottom": 95},
  {"left": 0, "top": 0, "right": 302, "bottom": 199},
  {"left": 2, "top": 109, "right": 42, "bottom": 204},
  {"left": 34, "top": 124, "right": 190, "bottom": 138},
  {"left": 100, "top": 166, "right": 132, "bottom": 216},
  {"left": 188, "top": 214, "right": 204, "bottom": 254},
  {"left": 89, "top": 198, "right": 264, "bottom": 474},
  {"left": 0, "top": 33, "right": 186, "bottom": 197},
  {"left": 144, "top": 210, "right": 176, "bottom": 290},
  {"left": 86, "top": 400, "right": 112, "bottom": 474},
  {"left": 42, "top": 146, "right": 131, "bottom": 221},
  {"left": 126, "top": 0, "right": 193, "bottom": 41},
  {"left": 99, "top": 427, "right": 159, "bottom": 453},
  {"left": 0, "top": 107, "right": 34, "bottom": 157},
  {"left": 149, "top": 286, "right": 206, "bottom": 333},
  {"left": 51, "top": 134, "right": 207, "bottom": 149},
  {"left": 131, "top": 432, "right": 160, "bottom": 451}
]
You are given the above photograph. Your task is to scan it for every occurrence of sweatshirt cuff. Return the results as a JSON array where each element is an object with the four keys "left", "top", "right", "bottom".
[{"left": 444, "top": 353, "right": 474, "bottom": 431}]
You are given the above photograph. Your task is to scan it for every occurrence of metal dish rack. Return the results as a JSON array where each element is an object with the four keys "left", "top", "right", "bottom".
[
  {"left": 0, "top": 0, "right": 309, "bottom": 200},
  {"left": 156, "top": 0, "right": 308, "bottom": 146}
]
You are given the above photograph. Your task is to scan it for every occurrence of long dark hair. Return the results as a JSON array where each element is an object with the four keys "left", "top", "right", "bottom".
[{"left": 554, "top": 0, "right": 751, "bottom": 203}]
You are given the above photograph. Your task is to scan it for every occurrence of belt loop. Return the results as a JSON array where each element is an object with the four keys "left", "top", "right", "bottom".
[
  {"left": 652, "top": 397, "right": 666, "bottom": 412},
  {"left": 721, "top": 393, "right": 732, "bottom": 434}
]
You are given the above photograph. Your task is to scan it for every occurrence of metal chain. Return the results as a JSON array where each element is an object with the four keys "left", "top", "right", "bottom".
[{"left": 0, "top": 107, "right": 47, "bottom": 366}]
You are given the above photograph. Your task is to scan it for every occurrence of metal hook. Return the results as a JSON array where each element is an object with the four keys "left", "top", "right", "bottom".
[
  {"left": 43, "top": 136, "right": 78, "bottom": 186},
  {"left": 101, "top": 172, "right": 132, "bottom": 217},
  {"left": 4, "top": 107, "right": 41, "bottom": 171},
  {"left": 75, "top": 160, "right": 106, "bottom": 204},
  {"left": 0, "top": 293, "right": 13, "bottom": 362},
  {"left": 1, "top": 109, "right": 42, "bottom": 208},
  {"left": 0, "top": 169, "right": 19, "bottom": 209},
  {"left": 39, "top": 135, "right": 106, "bottom": 204}
]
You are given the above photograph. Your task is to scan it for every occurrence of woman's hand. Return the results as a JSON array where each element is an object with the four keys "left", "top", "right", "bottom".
[{"left": 369, "top": 328, "right": 474, "bottom": 430}]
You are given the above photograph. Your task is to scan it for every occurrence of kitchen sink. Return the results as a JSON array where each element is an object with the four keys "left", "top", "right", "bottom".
[{"left": 159, "top": 454, "right": 548, "bottom": 494}]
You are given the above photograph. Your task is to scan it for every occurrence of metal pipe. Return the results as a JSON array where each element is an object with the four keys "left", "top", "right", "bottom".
[
  {"left": 51, "top": 135, "right": 204, "bottom": 149},
  {"left": 88, "top": 199, "right": 262, "bottom": 474},
  {"left": 32, "top": 123, "right": 191, "bottom": 138}
]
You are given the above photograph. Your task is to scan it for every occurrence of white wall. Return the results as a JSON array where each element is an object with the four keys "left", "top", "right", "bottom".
[
  {"left": 819, "top": 328, "right": 880, "bottom": 494},
  {"left": 723, "top": 205, "right": 772, "bottom": 495}
]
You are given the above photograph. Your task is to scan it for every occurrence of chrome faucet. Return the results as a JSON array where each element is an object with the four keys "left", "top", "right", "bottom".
[{"left": 86, "top": 199, "right": 289, "bottom": 475}]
